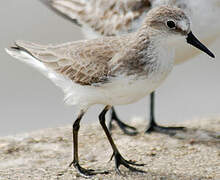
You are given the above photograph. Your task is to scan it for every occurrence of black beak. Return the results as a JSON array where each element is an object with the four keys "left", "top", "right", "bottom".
[{"left": 186, "top": 31, "right": 215, "bottom": 58}]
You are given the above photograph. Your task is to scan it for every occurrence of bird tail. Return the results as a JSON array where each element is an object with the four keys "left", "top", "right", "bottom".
[
  {"left": 5, "top": 42, "right": 50, "bottom": 76},
  {"left": 5, "top": 41, "right": 71, "bottom": 91}
]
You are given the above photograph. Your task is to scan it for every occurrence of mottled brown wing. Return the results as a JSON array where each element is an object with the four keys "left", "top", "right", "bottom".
[
  {"left": 42, "top": 0, "right": 152, "bottom": 36},
  {"left": 14, "top": 38, "right": 125, "bottom": 85}
]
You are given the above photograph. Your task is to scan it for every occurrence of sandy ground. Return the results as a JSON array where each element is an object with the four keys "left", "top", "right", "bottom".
[{"left": 0, "top": 117, "right": 219, "bottom": 180}]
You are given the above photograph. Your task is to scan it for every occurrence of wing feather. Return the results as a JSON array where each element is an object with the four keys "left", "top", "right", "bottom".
[
  {"left": 41, "top": 0, "right": 152, "bottom": 35},
  {"left": 13, "top": 37, "right": 128, "bottom": 85}
]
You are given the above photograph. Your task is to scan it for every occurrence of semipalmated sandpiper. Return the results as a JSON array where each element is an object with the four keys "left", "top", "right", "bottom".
[{"left": 6, "top": 6, "right": 215, "bottom": 176}]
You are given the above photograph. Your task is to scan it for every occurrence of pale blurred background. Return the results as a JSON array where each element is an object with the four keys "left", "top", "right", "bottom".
[{"left": 0, "top": 0, "right": 220, "bottom": 136}]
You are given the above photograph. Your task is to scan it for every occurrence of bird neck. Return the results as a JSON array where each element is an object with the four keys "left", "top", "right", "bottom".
[{"left": 136, "top": 25, "right": 165, "bottom": 45}]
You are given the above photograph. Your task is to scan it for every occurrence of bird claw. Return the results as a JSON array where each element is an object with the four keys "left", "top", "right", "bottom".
[
  {"left": 69, "top": 161, "right": 109, "bottom": 177},
  {"left": 112, "top": 152, "right": 145, "bottom": 175},
  {"left": 145, "top": 123, "right": 186, "bottom": 136}
]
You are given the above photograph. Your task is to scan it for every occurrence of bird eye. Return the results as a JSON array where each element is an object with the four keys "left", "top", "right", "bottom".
[{"left": 167, "top": 20, "right": 176, "bottom": 29}]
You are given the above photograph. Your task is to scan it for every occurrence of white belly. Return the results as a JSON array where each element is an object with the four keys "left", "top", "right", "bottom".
[
  {"left": 95, "top": 76, "right": 170, "bottom": 105},
  {"left": 64, "top": 53, "right": 174, "bottom": 107},
  {"left": 64, "top": 74, "right": 171, "bottom": 107}
]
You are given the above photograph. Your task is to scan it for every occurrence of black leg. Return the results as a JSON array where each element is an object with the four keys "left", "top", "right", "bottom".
[
  {"left": 108, "top": 107, "right": 138, "bottom": 136},
  {"left": 99, "top": 106, "right": 145, "bottom": 175},
  {"left": 69, "top": 110, "right": 108, "bottom": 177},
  {"left": 145, "top": 92, "right": 186, "bottom": 136}
]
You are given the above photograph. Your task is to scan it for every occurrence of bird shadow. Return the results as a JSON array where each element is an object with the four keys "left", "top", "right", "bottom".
[{"left": 171, "top": 127, "right": 220, "bottom": 146}]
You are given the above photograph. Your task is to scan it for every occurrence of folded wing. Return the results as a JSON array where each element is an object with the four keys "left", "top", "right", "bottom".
[{"left": 8, "top": 39, "right": 121, "bottom": 85}]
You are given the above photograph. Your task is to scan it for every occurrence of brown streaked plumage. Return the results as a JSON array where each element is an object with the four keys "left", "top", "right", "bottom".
[
  {"left": 13, "top": 35, "right": 132, "bottom": 85},
  {"left": 12, "top": 6, "right": 190, "bottom": 87},
  {"left": 41, "top": 0, "right": 152, "bottom": 36}
]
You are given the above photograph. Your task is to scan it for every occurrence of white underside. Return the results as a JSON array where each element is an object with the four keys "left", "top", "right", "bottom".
[
  {"left": 64, "top": 44, "right": 174, "bottom": 108},
  {"left": 64, "top": 70, "right": 171, "bottom": 108}
]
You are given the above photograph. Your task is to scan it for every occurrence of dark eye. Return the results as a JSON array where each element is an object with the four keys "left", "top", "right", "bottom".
[{"left": 167, "top": 20, "right": 176, "bottom": 29}]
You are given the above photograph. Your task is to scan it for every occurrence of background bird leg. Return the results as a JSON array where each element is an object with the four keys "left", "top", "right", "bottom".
[
  {"left": 145, "top": 92, "right": 186, "bottom": 136},
  {"left": 109, "top": 107, "right": 138, "bottom": 136}
]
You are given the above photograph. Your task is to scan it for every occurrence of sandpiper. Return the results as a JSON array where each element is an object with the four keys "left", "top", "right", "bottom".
[
  {"left": 40, "top": 0, "right": 220, "bottom": 135},
  {"left": 6, "top": 6, "right": 215, "bottom": 176}
]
